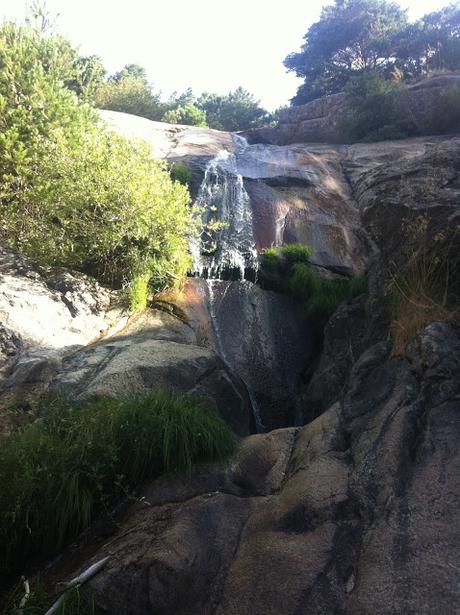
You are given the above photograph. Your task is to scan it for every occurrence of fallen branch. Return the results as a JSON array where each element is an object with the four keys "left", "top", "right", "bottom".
[
  {"left": 18, "top": 577, "right": 30, "bottom": 614},
  {"left": 44, "top": 556, "right": 110, "bottom": 615}
]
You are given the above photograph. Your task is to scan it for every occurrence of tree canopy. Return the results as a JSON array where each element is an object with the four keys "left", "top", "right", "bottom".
[
  {"left": 196, "top": 88, "right": 271, "bottom": 131},
  {"left": 285, "top": 0, "right": 460, "bottom": 105}
]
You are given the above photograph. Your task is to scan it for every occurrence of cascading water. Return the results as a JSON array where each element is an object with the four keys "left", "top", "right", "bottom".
[
  {"left": 187, "top": 134, "right": 311, "bottom": 433},
  {"left": 190, "top": 135, "right": 258, "bottom": 281}
]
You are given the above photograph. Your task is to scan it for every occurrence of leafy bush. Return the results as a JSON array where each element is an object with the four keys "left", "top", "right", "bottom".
[
  {"left": 0, "top": 393, "right": 236, "bottom": 577},
  {"left": 170, "top": 162, "right": 193, "bottom": 186},
  {"left": 0, "top": 22, "right": 195, "bottom": 292},
  {"left": 196, "top": 88, "right": 271, "bottom": 131},
  {"left": 261, "top": 244, "right": 314, "bottom": 271},
  {"left": 340, "top": 72, "right": 418, "bottom": 142},
  {"left": 129, "top": 271, "right": 151, "bottom": 311},
  {"left": 260, "top": 244, "right": 367, "bottom": 320},
  {"left": 429, "top": 85, "right": 460, "bottom": 134},
  {"left": 93, "top": 74, "right": 166, "bottom": 120},
  {"left": 163, "top": 104, "right": 207, "bottom": 127},
  {"left": 281, "top": 243, "right": 314, "bottom": 264}
]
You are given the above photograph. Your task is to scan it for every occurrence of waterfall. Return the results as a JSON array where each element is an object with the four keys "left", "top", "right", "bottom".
[
  {"left": 190, "top": 134, "right": 258, "bottom": 281},
  {"left": 187, "top": 135, "right": 310, "bottom": 433}
]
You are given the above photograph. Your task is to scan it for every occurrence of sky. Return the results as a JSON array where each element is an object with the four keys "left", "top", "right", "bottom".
[{"left": 0, "top": 0, "right": 449, "bottom": 110}]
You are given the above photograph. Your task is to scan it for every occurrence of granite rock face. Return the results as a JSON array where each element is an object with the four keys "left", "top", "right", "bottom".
[
  {"left": 48, "top": 321, "right": 460, "bottom": 615},
  {"left": 50, "top": 309, "right": 253, "bottom": 436},
  {"left": 245, "top": 73, "right": 460, "bottom": 145},
  {"left": 0, "top": 246, "right": 124, "bottom": 428}
]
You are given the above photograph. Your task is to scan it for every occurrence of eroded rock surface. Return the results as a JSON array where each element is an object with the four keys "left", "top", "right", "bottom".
[
  {"left": 51, "top": 309, "right": 252, "bottom": 436},
  {"left": 48, "top": 322, "right": 459, "bottom": 615}
]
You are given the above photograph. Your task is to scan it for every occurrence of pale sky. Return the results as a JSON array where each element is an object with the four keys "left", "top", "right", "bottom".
[{"left": 0, "top": 0, "right": 448, "bottom": 110}]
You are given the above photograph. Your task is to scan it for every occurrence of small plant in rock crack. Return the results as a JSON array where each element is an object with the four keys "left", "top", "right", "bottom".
[
  {"left": 388, "top": 212, "right": 460, "bottom": 355},
  {"left": 260, "top": 244, "right": 367, "bottom": 322}
]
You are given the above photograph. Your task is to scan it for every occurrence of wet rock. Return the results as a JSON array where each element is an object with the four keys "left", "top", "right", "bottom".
[{"left": 179, "top": 279, "right": 311, "bottom": 431}]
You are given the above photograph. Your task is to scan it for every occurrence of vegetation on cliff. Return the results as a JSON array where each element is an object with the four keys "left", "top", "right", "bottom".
[
  {"left": 260, "top": 244, "right": 367, "bottom": 321},
  {"left": 0, "top": 21, "right": 195, "bottom": 304},
  {"left": 0, "top": 394, "right": 236, "bottom": 579},
  {"left": 285, "top": 0, "right": 460, "bottom": 105}
]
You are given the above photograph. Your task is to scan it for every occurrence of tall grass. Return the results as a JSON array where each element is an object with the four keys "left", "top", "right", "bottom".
[
  {"left": 389, "top": 251, "right": 459, "bottom": 355},
  {"left": 0, "top": 394, "right": 236, "bottom": 578},
  {"left": 388, "top": 212, "right": 459, "bottom": 355}
]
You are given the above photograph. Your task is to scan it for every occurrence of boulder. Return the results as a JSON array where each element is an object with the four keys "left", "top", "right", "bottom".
[{"left": 51, "top": 310, "right": 253, "bottom": 436}]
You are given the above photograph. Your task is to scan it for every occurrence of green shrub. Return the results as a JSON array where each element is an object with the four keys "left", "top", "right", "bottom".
[
  {"left": 170, "top": 162, "right": 193, "bottom": 186},
  {"left": 281, "top": 243, "right": 314, "bottom": 264},
  {"left": 129, "top": 271, "right": 151, "bottom": 311},
  {"left": 260, "top": 244, "right": 367, "bottom": 321},
  {"left": 287, "top": 262, "right": 318, "bottom": 298},
  {"left": 261, "top": 244, "right": 314, "bottom": 273},
  {"left": 0, "top": 394, "right": 236, "bottom": 577},
  {"left": 93, "top": 75, "right": 166, "bottom": 120},
  {"left": 163, "top": 104, "right": 207, "bottom": 127},
  {"left": 0, "top": 22, "right": 194, "bottom": 292},
  {"left": 341, "top": 72, "right": 418, "bottom": 142},
  {"left": 261, "top": 246, "right": 282, "bottom": 272}
]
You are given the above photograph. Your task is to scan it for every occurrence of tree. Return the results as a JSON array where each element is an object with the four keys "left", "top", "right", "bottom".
[
  {"left": 110, "top": 63, "right": 149, "bottom": 85},
  {"left": 163, "top": 103, "right": 207, "bottom": 127},
  {"left": 284, "top": 0, "right": 408, "bottom": 104},
  {"left": 197, "top": 88, "right": 270, "bottom": 131},
  {"left": 67, "top": 54, "right": 106, "bottom": 98}
]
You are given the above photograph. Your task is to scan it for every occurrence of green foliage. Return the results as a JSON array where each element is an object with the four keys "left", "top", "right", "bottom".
[
  {"left": 110, "top": 63, "right": 149, "bottom": 85},
  {"left": 129, "top": 271, "right": 151, "bottom": 311},
  {"left": 196, "top": 88, "right": 271, "bottom": 131},
  {"left": 68, "top": 55, "right": 106, "bottom": 99},
  {"left": 340, "top": 72, "right": 418, "bottom": 142},
  {"left": 285, "top": 0, "right": 408, "bottom": 104},
  {"left": 163, "top": 103, "right": 207, "bottom": 127},
  {"left": 260, "top": 247, "right": 281, "bottom": 272},
  {"left": 170, "top": 162, "right": 193, "bottom": 186},
  {"left": 93, "top": 74, "right": 166, "bottom": 120},
  {"left": 285, "top": 0, "right": 460, "bottom": 105},
  {"left": 281, "top": 243, "right": 314, "bottom": 264},
  {"left": 0, "top": 22, "right": 195, "bottom": 291},
  {"left": 261, "top": 244, "right": 314, "bottom": 271},
  {"left": 0, "top": 393, "right": 236, "bottom": 577},
  {"left": 429, "top": 85, "right": 460, "bottom": 134},
  {"left": 260, "top": 244, "right": 367, "bottom": 320}
]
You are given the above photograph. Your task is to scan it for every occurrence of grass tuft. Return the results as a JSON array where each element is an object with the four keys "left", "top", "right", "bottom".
[{"left": 0, "top": 393, "right": 236, "bottom": 578}]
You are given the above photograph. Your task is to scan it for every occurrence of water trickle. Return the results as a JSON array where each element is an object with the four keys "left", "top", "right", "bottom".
[{"left": 190, "top": 134, "right": 258, "bottom": 281}]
